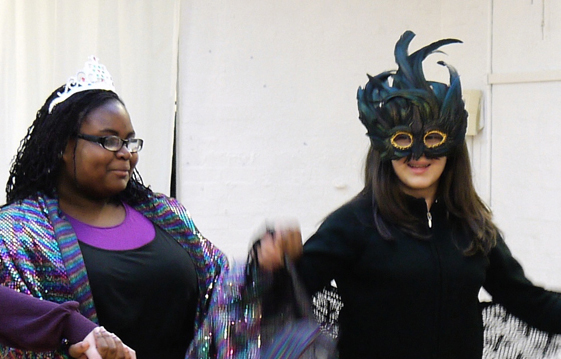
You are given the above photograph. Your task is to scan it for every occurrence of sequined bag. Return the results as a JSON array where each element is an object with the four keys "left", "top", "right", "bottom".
[{"left": 257, "top": 254, "right": 338, "bottom": 359}]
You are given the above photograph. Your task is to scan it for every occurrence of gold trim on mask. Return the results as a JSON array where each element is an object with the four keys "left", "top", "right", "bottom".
[
  {"left": 390, "top": 131, "right": 414, "bottom": 150},
  {"left": 423, "top": 130, "right": 447, "bottom": 148}
]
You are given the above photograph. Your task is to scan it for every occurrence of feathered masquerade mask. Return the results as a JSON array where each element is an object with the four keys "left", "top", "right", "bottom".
[{"left": 357, "top": 30, "right": 468, "bottom": 161}]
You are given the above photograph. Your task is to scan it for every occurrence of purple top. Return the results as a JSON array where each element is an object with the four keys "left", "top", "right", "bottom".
[
  {"left": 0, "top": 285, "right": 96, "bottom": 351},
  {"left": 65, "top": 202, "right": 155, "bottom": 250}
]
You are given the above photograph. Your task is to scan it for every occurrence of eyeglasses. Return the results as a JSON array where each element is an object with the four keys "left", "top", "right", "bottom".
[{"left": 77, "top": 134, "right": 144, "bottom": 153}]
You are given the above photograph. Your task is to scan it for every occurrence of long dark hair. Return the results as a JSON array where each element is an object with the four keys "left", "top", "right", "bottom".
[
  {"left": 357, "top": 142, "right": 499, "bottom": 255},
  {"left": 6, "top": 86, "right": 152, "bottom": 205}
]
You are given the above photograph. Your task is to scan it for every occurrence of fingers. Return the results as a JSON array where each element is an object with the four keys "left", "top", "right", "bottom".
[
  {"left": 75, "top": 327, "right": 131, "bottom": 359},
  {"left": 256, "top": 220, "right": 303, "bottom": 271},
  {"left": 275, "top": 223, "right": 303, "bottom": 262},
  {"left": 68, "top": 340, "right": 89, "bottom": 358},
  {"left": 109, "top": 333, "right": 126, "bottom": 359},
  {"left": 95, "top": 327, "right": 127, "bottom": 359},
  {"left": 123, "top": 345, "right": 137, "bottom": 359},
  {"left": 79, "top": 328, "right": 102, "bottom": 359},
  {"left": 257, "top": 232, "right": 283, "bottom": 271}
]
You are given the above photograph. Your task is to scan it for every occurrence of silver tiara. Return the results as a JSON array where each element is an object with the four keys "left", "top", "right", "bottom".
[{"left": 48, "top": 56, "right": 115, "bottom": 113}]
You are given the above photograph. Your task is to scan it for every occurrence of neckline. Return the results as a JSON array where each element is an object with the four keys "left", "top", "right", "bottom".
[{"left": 63, "top": 203, "right": 129, "bottom": 229}]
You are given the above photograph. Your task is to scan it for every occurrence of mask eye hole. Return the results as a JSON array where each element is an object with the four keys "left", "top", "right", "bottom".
[
  {"left": 423, "top": 130, "right": 447, "bottom": 148},
  {"left": 390, "top": 132, "right": 413, "bottom": 150}
]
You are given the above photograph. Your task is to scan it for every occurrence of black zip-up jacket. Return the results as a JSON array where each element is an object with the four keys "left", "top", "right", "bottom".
[{"left": 297, "top": 194, "right": 561, "bottom": 359}]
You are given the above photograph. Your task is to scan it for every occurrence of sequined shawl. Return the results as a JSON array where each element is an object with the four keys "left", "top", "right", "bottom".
[{"left": 0, "top": 192, "right": 262, "bottom": 358}]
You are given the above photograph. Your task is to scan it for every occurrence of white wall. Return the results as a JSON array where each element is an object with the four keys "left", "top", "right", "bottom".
[
  {"left": 176, "top": 0, "right": 492, "bottom": 259},
  {"left": 492, "top": 82, "right": 561, "bottom": 288},
  {"left": 489, "top": 0, "right": 561, "bottom": 289}
]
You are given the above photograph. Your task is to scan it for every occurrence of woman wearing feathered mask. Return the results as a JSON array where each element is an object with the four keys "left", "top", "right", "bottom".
[{"left": 260, "top": 31, "right": 561, "bottom": 359}]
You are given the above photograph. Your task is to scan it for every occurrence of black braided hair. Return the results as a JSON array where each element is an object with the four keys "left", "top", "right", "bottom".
[{"left": 6, "top": 87, "right": 152, "bottom": 205}]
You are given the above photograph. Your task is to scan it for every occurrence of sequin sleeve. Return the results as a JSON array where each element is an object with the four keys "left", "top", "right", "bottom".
[
  {"left": 0, "top": 197, "right": 78, "bottom": 359},
  {"left": 185, "top": 264, "right": 262, "bottom": 359}
]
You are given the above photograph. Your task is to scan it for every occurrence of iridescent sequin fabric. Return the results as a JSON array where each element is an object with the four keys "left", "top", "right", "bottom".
[
  {"left": 0, "top": 192, "right": 262, "bottom": 358},
  {"left": 186, "top": 264, "right": 263, "bottom": 358}
]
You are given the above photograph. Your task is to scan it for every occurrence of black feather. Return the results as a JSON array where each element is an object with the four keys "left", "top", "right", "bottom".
[{"left": 356, "top": 30, "right": 466, "bottom": 160}]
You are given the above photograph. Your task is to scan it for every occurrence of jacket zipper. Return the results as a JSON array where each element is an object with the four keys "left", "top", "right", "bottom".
[{"left": 426, "top": 202, "right": 441, "bottom": 355}]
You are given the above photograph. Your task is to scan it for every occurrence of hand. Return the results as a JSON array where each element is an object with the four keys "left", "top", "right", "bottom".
[
  {"left": 93, "top": 327, "right": 136, "bottom": 359},
  {"left": 69, "top": 327, "right": 136, "bottom": 359},
  {"left": 68, "top": 335, "right": 95, "bottom": 359},
  {"left": 256, "top": 221, "right": 303, "bottom": 271}
]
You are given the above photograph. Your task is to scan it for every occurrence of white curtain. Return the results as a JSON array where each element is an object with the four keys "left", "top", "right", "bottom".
[{"left": 0, "top": 0, "right": 179, "bottom": 202}]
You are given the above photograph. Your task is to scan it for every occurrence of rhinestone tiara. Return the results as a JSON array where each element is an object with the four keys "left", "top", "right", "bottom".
[{"left": 48, "top": 56, "right": 116, "bottom": 113}]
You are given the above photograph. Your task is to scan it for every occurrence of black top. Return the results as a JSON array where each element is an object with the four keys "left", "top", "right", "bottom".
[
  {"left": 79, "top": 224, "right": 199, "bottom": 359},
  {"left": 297, "top": 194, "right": 561, "bottom": 359}
]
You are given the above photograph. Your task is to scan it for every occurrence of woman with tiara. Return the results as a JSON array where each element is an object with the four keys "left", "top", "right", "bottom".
[{"left": 0, "top": 57, "right": 262, "bottom": 359}]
